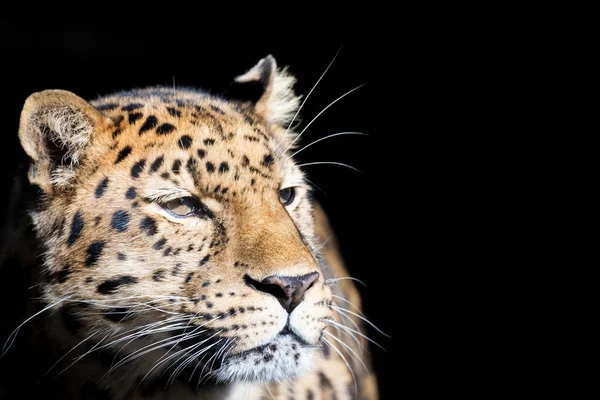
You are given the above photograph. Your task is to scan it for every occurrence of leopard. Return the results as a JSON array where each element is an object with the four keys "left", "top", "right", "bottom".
[{"left": 0, "top": 55, "right": 379, "bottom": 399}]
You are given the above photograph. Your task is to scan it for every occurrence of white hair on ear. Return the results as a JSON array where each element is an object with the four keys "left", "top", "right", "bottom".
[
  {"left": 267, "top": 66, "right": 302, "bottom": 127},
  {"left": 30, "top": 104, "right": 94, "bottom": 187}
]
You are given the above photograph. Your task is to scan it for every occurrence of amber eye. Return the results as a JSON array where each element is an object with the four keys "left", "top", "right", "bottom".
[
  {"left": 160, "top": 197, "right": 210, "bottom": 218},
  {"left": 279, "top": 187, "right": 296, "bottom": 206}
]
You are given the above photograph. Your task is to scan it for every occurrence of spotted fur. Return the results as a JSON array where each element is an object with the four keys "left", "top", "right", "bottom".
[{"left": 0, "top": 56, "right": 378, "bottom": 399}]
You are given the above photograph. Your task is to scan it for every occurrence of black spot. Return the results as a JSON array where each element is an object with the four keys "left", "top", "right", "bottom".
[
  {"left": 122, "top": 103, "right": 143, "bottom": 112},
  {"left": 94, "top": 216, "right": 102, "bottom": 226},
  {"left": 115, "top": 146, "right": 132, "bottom": 164},
  {"left": 156, "top": 123, "right": 176, "bottom": 135},
  {"left": 210, "top": 105, "right": 225, "bottom": 114},
  {"left": 228, "top": 308, "right": 236, "bottom": 316},
  {"left": 218, "top": 162, "right": 229, "bottom": 174},
  {"left": 250, "top": 178, "right": 256, "bottom": 186},
  {"left": 206, "top": 302, "right": 213, "bottom": 309},
  {"left": 97, "top": 103, "right": 119, "bottom": 111},
  {"left": 160, "top": 172, "right": 171, "bottom": 179},
  {"left": 126, "top": 187, "right": 136, "bottom": 199},
  {"left": 167, "top": 107, "right": 181, "bottom": 117},
  {"left": 294, "top": 353, "right": 300, "bottom": 361},
  {"left": 197, "top": 149, "right": 206, "bottom": 159},
  {"left": 163, "top": 247, "right": 172, "bottom": 256},
  {"left": 199, "top": 255, "right": 210, "bottom": 266},
  {"left": 140, "top": 217, "right": 158, "bottom": 236},
  {"left": 243, "top": 115, "right": 255, "bottom": 125},
  {"left": 200, "top": 295, "right": 207, "bottom": 300},
  {"left": 216, "top": 293, "right": 223, "bottom": 298},
  {"left": 318, "top": 371, "right": 333, "bottom": 389},
  {"left": 203, "top": 139, "right": 215, "bottom": 146},
  {"left": 154, "top": 238, "right": 167, "bottom": 250},
  {"left": 153, "top": 269, "right": 167, "bottom": 281},
  {"left": 178, "top": 135, "right": 193, "bottom": 149},
  {"left": 104, "top": 307, "right": 135, "bottom": 322},
  {"left": 262, "top": 154, "right": 274, "bottom": 167},
  {"left": 217, "top": 312, "right": 226, "bottom": 319},
  {"left": 95, "top": 178, "right": 110, "bottom": 198},
  {"left": 97, "top": 275, "right": 138, "bottom": 294},
  {"left": 221, "top": 188, "right": 228, "bottom": 194},
  {"left": 61, "top": 306, "right": 82, "bottom": 333},
  {"left": 172, "top": 159, "right": 182, "bottom": 174},
  {"left": 242, "top": 156, "right": 250, "bottom": 166},
  {"left": 172, "top": 263, "right": 182, "bottom": 276},
  {"left": 139, "top": 115, "right": 158, "bottom": 135},
  {"left": 206, "top": 162, "right": 215, "bottom": 173},
  {"left": 85, "top": 277, "right": 94, "bottom": 284},
  {"left": 117, "top": 252, "right": 127, "bottom": 261},
  {"left": 86, "top": 241, "right": 106, "bottom": 266},
  {"left": 187, "top": 244, "right": 194, "bottom": 252},
  {"left": 306, "top": 390, "right": 314, "bottom": 400},
  {"left": 131, "top": 159, "right": 146, "bottom": 178},
  {"left": 111, "top": 210, "right": 130, "bottom": 232},
  {"left": 202, "top": 281, "right": 210, "bottom": 287},
  {"left": 150, "top": 156, "right": 164, "bottom": 173},
  {"left": 201, "top": 313, "right": 212, "bottom": 320},
  {"left": 112, "top": 128, "right": 123, "bottom": 139},
  {"left": 128, "top": 112, "right": 143, "bottom": 124},
  {"left": 68, "top": 212, "right": 84, "bottom": 245},
  {"left": 185, "top": 272, "right": 194, "bottom": 284},
  {"left": 263, "top": 354, "right": 273, "bottom": 362}
]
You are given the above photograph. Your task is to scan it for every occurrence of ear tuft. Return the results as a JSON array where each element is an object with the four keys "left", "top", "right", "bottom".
[
  {"left": 18, "top": 90, "right": 107, "bottom": 193},
  {"left": 226, "top": 55, "right": 301, "bottom": 126}
]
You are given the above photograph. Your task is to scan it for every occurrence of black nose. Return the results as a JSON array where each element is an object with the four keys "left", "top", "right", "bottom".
[{"left": 245, "top": 272, "right": 319, "bottom": 313}]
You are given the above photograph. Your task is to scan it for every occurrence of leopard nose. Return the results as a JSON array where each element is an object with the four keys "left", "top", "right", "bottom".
[{"left": 245, "top": 272, "right": 320, "bottom": 313}]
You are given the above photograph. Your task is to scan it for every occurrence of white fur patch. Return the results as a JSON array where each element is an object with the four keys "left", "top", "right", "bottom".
[
  {"left": 214, "top": 334, "right": 314, "bottom": 383},
  {"left": 267, "top": 67, "right": 302, "bottom": 127}
]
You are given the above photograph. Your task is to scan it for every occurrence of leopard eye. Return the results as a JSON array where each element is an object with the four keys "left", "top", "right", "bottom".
[
  {"left": 160, "top": 197, "right": 210, "bottom": 218},
  {"left": 279, "top": 187, "right": 296, "bottom": 206}
]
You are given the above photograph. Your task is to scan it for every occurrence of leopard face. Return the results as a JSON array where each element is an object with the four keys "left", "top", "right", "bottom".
[{"left": 18, "top": 56, "right": 333, "bottom": 384}]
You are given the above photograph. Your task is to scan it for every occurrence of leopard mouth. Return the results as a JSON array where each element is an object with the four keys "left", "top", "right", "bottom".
[{"left": 170, "top": 326, "right": 314, "bottom": 383}]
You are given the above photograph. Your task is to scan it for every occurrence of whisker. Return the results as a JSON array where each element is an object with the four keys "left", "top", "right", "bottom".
[
  {"left": 331, "top": 305, "right": 391, "bottom": 338},
  {"left": 331, "top": 308, "right": 365, "bottom": 351},
  {"left": 332, "top": 294, "right": 365, "bottom": 316},
  {"left": 325, "top": 319, "right": 386, "bottom": 351},
  {"left": 323, "top": 330, "right": 369, "bottom": 372},
  {"left": 42, "top": 329, "right": 99, "bottom": 380},
  {"left": 289, "top": 132, "right": 368, "bottom": 159},
  {"left": 2, "top": 295, "right": 73, "bottom": 357},
  {"left": 280, "top": 46, "right": 342, "bottom": 148},
  {"left": 322, "top": 337, "right": 357, "bottom": 396},
  {"left": 297, "top": 161, "right": 361, "bottom": 173},
  {"left": 326, "top": 276, "right": 368, "bottom": 288},
  {"left": 55, "top": 331, "right": 111, "bottom": 378},
  {"left": 281, "top": 84, "right": 365, "bottom": 157}
]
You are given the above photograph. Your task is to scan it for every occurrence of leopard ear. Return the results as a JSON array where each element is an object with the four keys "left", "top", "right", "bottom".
[
  {"left": 18, "top": 90, "right": 111, "bottom": 194},
  {"left": 225, "top": 55, "right": 301, "bottom": 126}
]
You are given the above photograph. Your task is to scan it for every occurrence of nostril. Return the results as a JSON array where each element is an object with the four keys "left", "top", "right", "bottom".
[{"left": 244, "top": 274, "right": 287, "bottom": 300}]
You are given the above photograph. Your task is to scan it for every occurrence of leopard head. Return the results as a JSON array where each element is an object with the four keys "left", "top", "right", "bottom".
[{"left": 18, "top": 56, "right": 333, "bottom": 383}]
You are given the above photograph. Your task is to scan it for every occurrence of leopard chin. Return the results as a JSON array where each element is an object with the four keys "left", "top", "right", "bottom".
[{"left": 214, "top": 333, "right": 315, "bottom": 383}]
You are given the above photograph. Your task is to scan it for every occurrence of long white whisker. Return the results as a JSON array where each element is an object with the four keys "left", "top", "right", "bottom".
[
  {"left": 325, "top": 319, "right": 386, "bottom": 351},
  {"left": 332, "top": 308, "right": 365, "bottom": 351},
  {"left": 282, "top": 46, "right": 342, "bottom": 140},
  {"left": 298, "top": 161, "right": 361, "bottom": 173},
  {"left": 326, "top": 276, "right": 368, "bottom": 288},
  {"left": 290, "top": 132, "right": 368, "bottom": 159},
  {"left": 332, "top": 294, "right": 364, "bottom": 316},
  {"left": 322, "top": 337, "right": 357, "bottom": 396},
  {"left": 42, "top": 330, "right": 99, "bottom": 380},
  {"left": 55, "top": 331, "right": 111, "bottom": 378},
  {"left": 324, "top": 330, "right": 369, "bottom": 372},
  {"left": 2, "top": 295, "right": 72, "bottom": 356},
  {"left": 331, "top": 305, "right": 391, "bottom": 338},
  {"left": 281, "top": 84, "right": 365, "bottom": 156}
]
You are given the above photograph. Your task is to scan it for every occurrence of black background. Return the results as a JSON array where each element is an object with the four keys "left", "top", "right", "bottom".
[{"left": 0, "top": 24, "right": 401, "bottom": 397}]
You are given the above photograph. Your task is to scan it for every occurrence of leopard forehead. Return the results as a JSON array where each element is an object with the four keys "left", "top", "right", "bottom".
[{"left": 89, "top": 88, "right": 298, "bottom": 195}]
